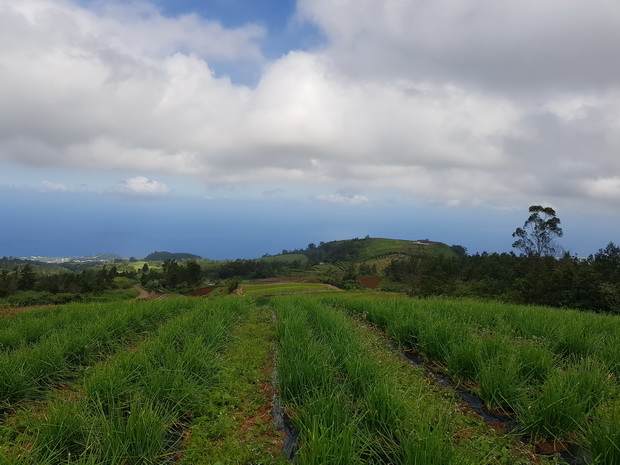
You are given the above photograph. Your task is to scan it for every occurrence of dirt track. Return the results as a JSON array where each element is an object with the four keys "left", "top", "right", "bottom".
[{"left": 132, "top": 285, "right": 164, "bottom": 300}]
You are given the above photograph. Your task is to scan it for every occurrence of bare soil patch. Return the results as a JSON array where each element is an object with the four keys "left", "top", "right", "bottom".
[
  {"left": 132, "top": 285, "right": 164, "bottom": 300},
  {"left": 0, "top": 306, "right": 50, "bottom": 318},
  {"left": 356, "top": 276, "right": 382, "bottom": 288},
  {"left": 186, "top": 286, "right": 220, "bottom": 297}
]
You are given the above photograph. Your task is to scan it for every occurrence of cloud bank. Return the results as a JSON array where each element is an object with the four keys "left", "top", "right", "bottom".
[{"left": 1, "top": 0, "right": 619, "bottom": 210}]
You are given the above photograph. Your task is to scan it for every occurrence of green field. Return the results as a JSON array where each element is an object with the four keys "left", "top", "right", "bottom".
[
  {"left": 257, "top": 238, "right": 455, "bottom": 265},
  {"left": 257, "top": 253, "right": 309, "bottom": 264},
  {"left": 351, "top": 237, "right": 456, "bottom": 260},
  {"left": 241, "top": 282, "right": 337, "bottom": 296},
  {"left": 0, "top": 291, "right": 617, "bottom": 464}
]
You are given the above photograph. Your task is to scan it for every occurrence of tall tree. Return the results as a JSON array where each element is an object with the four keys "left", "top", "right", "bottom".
[
  {"left": 184, "top": 260, "right": 202, "bottom": 286},
  {"left": 162, "top": 259, "right": 181, "bottom": 288},
  {"left": 512, "top": 205, "right": 564, "bottom": 257},
  {"left": 17, "top": 264, "right": 36, "bottom": 291},
  {"left": 592, "top": 242, "right": 620, "bottom": 284}
]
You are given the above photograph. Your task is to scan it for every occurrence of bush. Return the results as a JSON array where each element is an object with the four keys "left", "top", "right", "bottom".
[{"left": 226, "top": 277, "right": 242, "bottom": 294}]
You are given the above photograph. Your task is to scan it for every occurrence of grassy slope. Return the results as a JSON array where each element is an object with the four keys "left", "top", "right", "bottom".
[
  {"left": 356, "top": 238, "right": 456, "bottom": 260},
  {"left": 129, "top": 238, "right": 450, "bottom": 277},
  {"left": 258, "top": 254, "right": 309, "bottom": 264},
  {"left": 257, "top": 238, "right": 455, "bottom": 264}
]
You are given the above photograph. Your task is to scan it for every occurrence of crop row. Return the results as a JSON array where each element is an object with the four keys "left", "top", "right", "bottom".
[
  {"left": 3, "top": 292, "right": 617, "bottom": 464},
  {"left": 273, "top": 295, "right": 549, "bottom": 464},
  {"left": 178, "top": 300, "right": 288, "bottom": 465},
  {"left": 242, "top": 283, "right": 334, "bottom": 297},
  {"left": 2, "top": 297, "right": 247, "bottom": 464},
  {"left": 322, "top": 294, "right": 620, "bottom": 463},
  {"left": 0, "top": 301, "right": 148, "bottom": 353},
  {"left": 0, "top": 299, "right": 201, "bottom": 408},
  {"left": 325, "top": 294, "right": 620, "bottom": 373},
  {"left": 274, "top": 296, "right": 456, "bottom": 464}
]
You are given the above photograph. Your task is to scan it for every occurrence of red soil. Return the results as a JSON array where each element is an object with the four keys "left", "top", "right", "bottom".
[
  {"left": 356, "top": 276, "right": 382, "bottom": 289},
  {"left": 187, "top": 286, "right": 220, "bottom": 296}
]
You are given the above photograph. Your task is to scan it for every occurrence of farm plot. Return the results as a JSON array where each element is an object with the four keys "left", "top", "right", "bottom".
[
  {"left": 241, "top": 282, "right": 338, "bottom": 297},
  {"left": 0, "top": 297, "right": 251, "bottom": 464},
  {"left": 178, "top": 302, "right": 288, "bottom": 465},
  {"left": 322, "top": 293, "right": 620, "bottom": 464},
  {"left": 0, "top": 298, "right": 176, "bottom": 354},
  {"left": 0, "top": 299, "right": 194, "bottom": 408},
  {"left": 273, "top": 295, "right": 551, "bottom": 465},
  {"left": 381, "top": 297, "right": 620, "bottom": 374},
  {"left": 2, "top": 292, "right": 617, "bottom": 464}
]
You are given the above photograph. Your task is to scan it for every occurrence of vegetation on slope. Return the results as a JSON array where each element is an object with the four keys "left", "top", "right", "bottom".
[
  {"left": 143, "top": 251, "right": 202, "bottom": 261},
  {"left": 2, "top": 287, "right": 619, "bottom": 464},
  {"left": 277, "top": 236, "right": 456, "bottom": 264},
  {"left": 386, "top": 244, "right": 620, "bottom": 313}
]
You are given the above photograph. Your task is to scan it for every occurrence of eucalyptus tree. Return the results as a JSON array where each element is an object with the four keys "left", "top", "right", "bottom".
[{"left": 512, "top": 205, "right": 564, "bottom": 257}]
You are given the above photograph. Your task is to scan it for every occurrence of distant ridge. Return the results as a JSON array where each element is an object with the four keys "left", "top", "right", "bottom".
[
  {"left": 11, "top": 238, "right": 452, "bottom": 266},
  {"left": 272, "top": 237, "right": 456, "bottom": 263},
  {"left": 21, "top": 253, "right": 123, "bottom": 264},
  {"left": 143, "top": 251, "right": 202, "bottom": 261}
]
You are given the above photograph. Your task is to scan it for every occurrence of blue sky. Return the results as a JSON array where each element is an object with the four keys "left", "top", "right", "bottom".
[{"left": 1, "top": 0, "right": 620, "bottom": 259}]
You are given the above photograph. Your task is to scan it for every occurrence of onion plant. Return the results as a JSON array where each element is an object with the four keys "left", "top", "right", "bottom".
[
  {"left": 517, "top": 359, "right": 611, "bottom": 440},
  {"left": 0, "top": 300, "right": 188, "bottom": 408},
  {"left": 586, "top": 404, "right": 620, "bottom": 465},
  {"left": 6, "top": 297, "right": 246, "bottom": 464},
  {"left": 274, "top": 296, "right": 457, "bottom": 464},
  {"left": 326, "top": 293, "right": 619, "bottom": 445}
]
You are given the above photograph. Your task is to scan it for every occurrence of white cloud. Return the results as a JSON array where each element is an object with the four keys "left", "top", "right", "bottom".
[
  {"left": 584, "top": 178, "right": 620, "bottom": 201},
  {"left": 297, "top": 0, "right": 620, "bottom": 94},
  {"left": 314, "top": 192, "right": 370, "bottom": 205},
  {"left": 0, "top": 0, "right": 619, "bottom": 212},
  {"left": 112, "top": 176, "right": 171, "bottom": 197},
  {"left": 40, "top": 180, "right": 70, "bottom": 192},
  {"left": 90, "top": 2, "right": 265, "bottom": 63}
]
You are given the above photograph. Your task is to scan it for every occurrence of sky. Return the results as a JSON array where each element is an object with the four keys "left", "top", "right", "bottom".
[{"left": 1, "top": 0, "right": 620, "bottom": 259}]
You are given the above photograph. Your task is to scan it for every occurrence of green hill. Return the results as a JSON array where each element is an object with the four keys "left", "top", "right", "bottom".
[
  {"left": 273, "top": 237, "right": 456, "bottom": 264},
  {"left": 257, "top": 253, "right": 309, "bottom": 264},
  {"left": 143, "top": 251, "right": 202, "bottom": 261},
  {"left": 348, "top": 238, "right": 455, "bottom": 261}
]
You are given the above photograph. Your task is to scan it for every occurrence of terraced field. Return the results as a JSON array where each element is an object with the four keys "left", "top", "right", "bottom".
[{"left": 1, "top": 289, "right": 617, "bottom": 464}]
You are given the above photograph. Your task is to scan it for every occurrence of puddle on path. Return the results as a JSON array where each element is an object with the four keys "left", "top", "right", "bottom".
[{"left": 270, "top": 349, "right": 299, "bottom": 461}]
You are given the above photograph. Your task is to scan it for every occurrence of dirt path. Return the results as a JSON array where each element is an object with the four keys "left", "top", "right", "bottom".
[
  {"left": 132, "top": 285, "right": 164, "bottom": 300},
  {"left": 321, "top": 283, "right": 344, "bottom": 291},
  {"left": 177, "top": 305, "right": 286, "bottom": 464}
]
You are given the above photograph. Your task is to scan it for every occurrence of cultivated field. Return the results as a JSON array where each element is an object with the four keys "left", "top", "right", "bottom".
[
  {"left": 0, "top": 290, "right": 617, "bottom": 464},
  {"left": 241, "top": 282, "right": 339, "bottom": 297}
]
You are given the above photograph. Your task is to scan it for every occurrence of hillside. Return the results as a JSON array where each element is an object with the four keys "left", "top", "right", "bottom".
[
  {"left": 257, "top": 253, "right": 309, "bottom": 264},
  {"left": 275, "top": 237, "right": 456, "bottom": 264},
  {"left": 345, "top": 237, "right": 455, "bottom": 261},
  {"left": 143, "top": 251, "right": 202, "bottom": 261}
]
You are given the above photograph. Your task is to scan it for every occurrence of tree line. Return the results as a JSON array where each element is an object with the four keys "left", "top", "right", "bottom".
[
  {"left": 138, "top": 258, "right": 304, "bottom": 290},
  {"left": 279, "top": 237, "right": 368, "bottom": 263},
  {"left": 385, "top": 206, "right": 620, "bottom": 314},
  {"left": 0, "top": 264, "right": 121, "bottom": 297},
  {"left": 139, "top": 259, "right": 202, "bottom": 290},
  {"left": 386, "top": 245, "right": 620, "bottom": 313}
]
